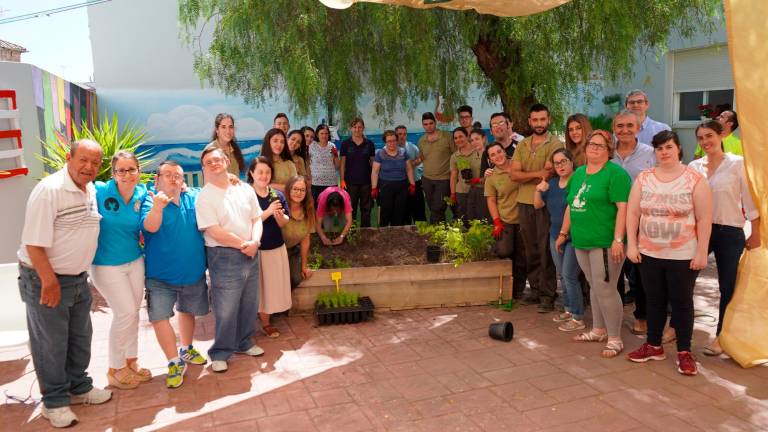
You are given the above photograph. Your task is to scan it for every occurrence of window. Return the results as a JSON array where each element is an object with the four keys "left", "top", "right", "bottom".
[{"left": 677, "top": 89, "right": 734, "bottom": 121}]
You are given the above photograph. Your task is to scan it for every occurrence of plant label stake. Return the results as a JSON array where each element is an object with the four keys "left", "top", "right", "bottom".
[{"left": 331, "top": 271, "right": 342, "bottom": 294}]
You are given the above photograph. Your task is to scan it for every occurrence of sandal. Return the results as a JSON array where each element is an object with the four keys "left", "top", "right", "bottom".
[
  {"left": 601, "top": 340, "right": 624, "bottom": 358},
  {"left": 107, "top": 367, "right": 140, "bottom": 390},
  {"left": 263, "top": 325, "right": 280, "bottom": 338},
  {"left": 558, "top": 319, "right": 586, "bottom": 332},
  {"left": 702, "top": 345, "right": 724, "bottom": 356},
  {"left": 552, "top": 312, "right": 572, "bottom": 323},
  {"left": 127, "top": 360, "right": 152, "bottom": 382},
  {"left": 662, "top": 328, "right": 677, "bottom": 345},
  {"left": 573, "top": 330, "right": 608, "bottom": 342}
]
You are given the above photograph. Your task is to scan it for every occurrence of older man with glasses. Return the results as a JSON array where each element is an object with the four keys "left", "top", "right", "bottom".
[{"left": 624, "top": 89, "right": 671, "bottom": 145}]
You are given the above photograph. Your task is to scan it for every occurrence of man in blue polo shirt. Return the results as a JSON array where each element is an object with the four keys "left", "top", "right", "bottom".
[{"left": 141, "top": 160, "right": 209, "bottom": 389}]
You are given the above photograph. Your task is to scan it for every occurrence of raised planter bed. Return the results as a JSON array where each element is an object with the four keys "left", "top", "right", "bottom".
[
  {"left": 293, "top": 259, "right": 513, "bottom": 312},
  {"left": 314, "top": 296, "right": 375, "bottom": 325}
]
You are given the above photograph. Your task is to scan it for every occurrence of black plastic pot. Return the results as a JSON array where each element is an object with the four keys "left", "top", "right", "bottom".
[
  {"left": 426, "top": 245, "right": 441, "bottom": 263},
  {"left": 488, "top": 321, "right": 514, "bottom": 342},
  {"left": 314, "top": 296, "right": 375, "bottom": 326},
  {"left": 460, "top": 168, "right": 473, "bottom": 181}
]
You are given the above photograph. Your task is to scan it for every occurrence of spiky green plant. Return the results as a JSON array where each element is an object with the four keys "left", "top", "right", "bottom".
[{"left": 37, "top": 114, "right": 153, "bottom": 183}]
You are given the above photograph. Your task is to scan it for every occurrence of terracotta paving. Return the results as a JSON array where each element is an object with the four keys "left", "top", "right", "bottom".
[{"left": 1, "top": 259, "right": 767, "bottom": 431}]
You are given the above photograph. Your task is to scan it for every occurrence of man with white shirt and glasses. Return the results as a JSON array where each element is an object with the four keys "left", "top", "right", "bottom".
[
  {"left": 196, "top": 146, "right": 265, "bottom": 373},
  {"left": 17, "top": 139, "right": 112, "bottom": 428},
  {"left": 624, "top": 89, "right": 670, "bottom": 145}
]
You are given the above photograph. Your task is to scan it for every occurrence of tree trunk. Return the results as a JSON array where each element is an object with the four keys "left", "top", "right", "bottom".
[{"left": 470, "top": 18, "right": 535, "bottom": 134}]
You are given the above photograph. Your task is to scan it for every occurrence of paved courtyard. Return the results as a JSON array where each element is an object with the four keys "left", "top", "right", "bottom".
[{"left": 1, "top": 259, "right": 767, "bottom": 431}]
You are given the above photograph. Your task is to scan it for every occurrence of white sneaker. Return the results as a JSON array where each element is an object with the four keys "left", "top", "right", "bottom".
[
  {"left": 211, "top": 360, "right": 228, "bottom": 373},
  {"left": 41, "top": 406, "right": 78, "bottom": 428},
  {"left": 239, "top": 344, "right": 265, "bottom": 357},
  {"left": 69, "top": 387, "right": 112, "bottom": 405}
]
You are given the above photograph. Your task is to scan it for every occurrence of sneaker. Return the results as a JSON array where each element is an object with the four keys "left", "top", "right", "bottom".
[
  {"left": 552, "top": 312, "right": 572, "bottom": 322},
  {"left": 41, "top": 406, "right": 78, "bottom": 428},
  {"left": 677, "top": 351, "right": 698, "bottom": 376},
  {"left": 166, "top": 360, "right": 186, "bottom": 389},
  {"left": 238, "top": 344, "right": 265, "bottom": 357},
  {"left": 69, "top": 387, "right": 112, "bottom": 405},
  {"left": 627, "top": 343, "right": 666, "bottom": 363},
  {"left": 211, "top": 360, "right": 228, "bottom": 373},
  {"left": 558, "top": 319, "right": 586, "bottom": 332},
  {"left": 180, "top": 346, "right": 207, "bottom": 365}
]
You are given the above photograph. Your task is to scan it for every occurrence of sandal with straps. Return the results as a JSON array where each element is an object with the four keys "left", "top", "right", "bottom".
[
  {"left": 107, "top": 367, "right": 140, "bottom": 390},
  {"left": 601, "top": 340, "right": 624, "bottom": 358},
  {"left": 128, "top": 362, "right": 152, "bottom": 382},
  {"left": 573, "top": 330, "right": 608, "bottom": 342},
  {"left": 263, "top": 325, "right": 280, "bottom": 338}
]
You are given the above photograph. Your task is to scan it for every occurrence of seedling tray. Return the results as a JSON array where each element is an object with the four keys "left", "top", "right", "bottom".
[{"left": 314, "top": 296, "right": 375, "bottom": 325}]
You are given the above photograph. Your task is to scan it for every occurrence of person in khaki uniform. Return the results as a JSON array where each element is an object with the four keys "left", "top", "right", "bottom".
[
  {"left": 485, "top": 142, "right": 528, "bottom": 300},
  {"left": 418, "top": 112, "right": 457, "bottom": 223},
  {"left": 509, "top": 103, "right": 564, "bottom": 312}
]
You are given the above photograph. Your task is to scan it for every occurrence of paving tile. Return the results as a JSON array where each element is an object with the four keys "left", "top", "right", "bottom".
[
  {"left": 363, "top": 399, "right": 423, "bottom": 428},
  {"left": 390, "top": 412, "right": 482, "bottom": 432},
  {"left": 674, "top": 404, "right": 757, "bottom": 431},
  {"left": 527, "top": 372, "right": 582, "bottom": 392},
  {"left": 523, "top": 396, "right": 616, "bottom": 428},
  {"left": 346, "top": 380, "right": 403, "bottom": 405},
  {"left": 482, "top": 362, "right": 560, "bottom": 385},
  {"left": 310, "top": 388, "right": 353, "bottom": 407},
  {"left": 434, "top": 369, "right": 494, "bottom": 393},
  {"left": 465, "top": 410, "right": 540, "bottom": 432},
  {"left": 447, "top": 388, "right": 507, "bottom": 415},
  {"left": 454, "top": 349, "right": 513, "bottom": 373},
  {"left": 308, "top": 402, "right": 373, "bottom": 432},
  {"left": 545, "top": 383, "right": 600, "bottom": 403},
  {"left": 388, "top": 374, "right": 452, "bottom": 401},
  {"left": 489, "top": 381, "right": 558, "bottom": 411},
  {"left": 257, "top": 411, "right": 318, "bottom": 432},
  {"left": 210, "top": 397, "right": 267, "bottom": 425}
]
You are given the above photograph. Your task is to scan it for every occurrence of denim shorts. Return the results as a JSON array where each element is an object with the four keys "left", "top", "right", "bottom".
[{"left": 145, "top": 276, "right": 210, "bottom": 322}]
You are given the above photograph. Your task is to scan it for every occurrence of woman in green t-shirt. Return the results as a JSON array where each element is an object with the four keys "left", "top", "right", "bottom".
[{"left": 557, "top": 130, "right": 631, "bottom": 359}]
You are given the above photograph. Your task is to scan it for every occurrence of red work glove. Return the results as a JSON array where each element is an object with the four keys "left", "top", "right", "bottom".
[
  {"left": 492, "top": 218, "right": 504, "bottom": 239},
  {"left": 450, "top": 193, "right": 457, "bottom": 205},
  {"left": 329, "top": 146, "right": 338, "bottom": 158},
  {"left": 408, "top": 184, "right": 416, "bottom": 195},
  {"left": 469, "top": 178, "right": 482, "bottom": 185},
  {"left": 340, "top": 180, "right": 347, "bottom": 190},
  {"left": 371, "top": 187, "right": 379, "bottom": 199}
]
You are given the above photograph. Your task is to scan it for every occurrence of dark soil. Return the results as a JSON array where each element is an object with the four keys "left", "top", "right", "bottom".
[{"left": 310, "top": 226, "right": 435, "bottom": 268}]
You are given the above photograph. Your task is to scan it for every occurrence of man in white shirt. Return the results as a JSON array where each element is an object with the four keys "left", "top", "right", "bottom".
[
  {"left": 195, "top": 146, "right": 265, "bottom": 373},
  {"left": 625, "top": 89, "right": 671, "bottom": 145},
  {"left": 17, "top": 139, "right": 112, "bottom": 428}
]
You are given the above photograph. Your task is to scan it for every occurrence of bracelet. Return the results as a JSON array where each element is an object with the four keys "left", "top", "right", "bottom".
[{"left": 558, "top": 232, "right": 568, "bottom": 237}]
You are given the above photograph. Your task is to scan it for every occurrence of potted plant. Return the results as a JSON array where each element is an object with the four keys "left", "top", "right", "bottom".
[
  {"left": 698, "top": 104, "right": 715, "bottom": 120},
  {"left": 314, "top": 290, "right": 374, "bottom": 325},
  {"left": 456, "top": 157, "right": 472, "bottom": 181}
]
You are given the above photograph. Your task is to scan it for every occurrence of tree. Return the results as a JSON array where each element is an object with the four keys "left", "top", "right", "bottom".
[{"left": 178, "top": 0, "right": 719, "bottom": 129}]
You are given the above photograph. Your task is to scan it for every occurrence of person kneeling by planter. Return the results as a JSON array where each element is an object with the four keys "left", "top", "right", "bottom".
[
  {"left": 484, "top": 142, "right": 527, "bottom": 300},
  {"left": 316, "top": 186, "right": 354, "bottom": 246}
]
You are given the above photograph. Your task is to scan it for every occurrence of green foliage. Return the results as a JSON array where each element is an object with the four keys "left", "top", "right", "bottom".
[
  {"left": 316, "top": 290, "right": 360, "bottom": 308},
  {"left": 602, "top": 93, "right": 622, "bottom": 107},
  {"left": 37, "top": 114, "right": 152, "bottom": 183},
  {"left": 588, "top": 114, "right": 613, "bottom": 132},
  {"left": 345, "top": 221, "right": 360, "bottom": 246},
  {"left": 329, "top": 256, "right": 351, "bottom": 269},
  {"left": 416, "top": 219, "right": 494, "bottom": 266},
  {"left": 455, "top": 157, "right": 471, "bottom": 171},
  {"left": 308, "top": 246, "right": 351, "bottom": 269},
  {"left": 309, "top": 246, "right": 324, "bottom": 270},
  {"left": 178, "top": 0, "right": 719, "bottom": 126}
]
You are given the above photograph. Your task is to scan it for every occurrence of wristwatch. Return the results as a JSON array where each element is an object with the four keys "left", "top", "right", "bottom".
[{"left": 614, "top": 237, "right": 623, "bottom": 244}]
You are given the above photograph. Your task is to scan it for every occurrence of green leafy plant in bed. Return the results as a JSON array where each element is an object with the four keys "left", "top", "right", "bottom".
[{"left": 416, "top": 220, "right": 494, "bottom": 266}]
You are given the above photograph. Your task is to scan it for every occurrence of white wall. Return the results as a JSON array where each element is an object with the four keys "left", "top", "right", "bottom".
[{"left": 0, "top": 62, "right": 45, "bottom": 263}]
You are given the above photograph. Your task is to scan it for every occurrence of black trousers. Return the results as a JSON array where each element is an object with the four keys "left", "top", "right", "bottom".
[
  {"left": 311, "top": 184, "right": 333, "bottom": 208},
  {"left": 346, "top": 183, "right": 372, "bottom": 227},
  {"left": 709, "top": 224, "right": 745, "bottom": 335},
  {"left": 617, "top": 260, "right": 646, "bottom": 319},
  {"left": 639, "top": 254, "right": 699, "bottom": 352},
  {"left": 518, "top": 203, "right": 556, "bottom": 304},
  {"left": 287, "top": 244, "right": 302, "bottom": 289},
  {"left": 466, "top": 186, "right": 490, "bottom": 222},
  {"left": 493, "top": 222, "right": 529, "bottom": 299},
  {"left": 406, "top": 180, "right": 426, "bottom": 224},
  {"left": 378, "top": 180, "right": 409, "bottom": 227},
  {"left": 422, "top": 177, "right": 450, "bottom": 224}
]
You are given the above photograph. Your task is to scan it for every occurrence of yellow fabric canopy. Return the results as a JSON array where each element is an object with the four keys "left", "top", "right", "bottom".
[{"left": 318, "top": 0, "right": 571, "bottom": 16}]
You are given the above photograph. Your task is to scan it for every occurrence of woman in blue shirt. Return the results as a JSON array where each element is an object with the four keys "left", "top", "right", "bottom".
[
  {"left": 248, "top": 156, "right": 292, "bottom": 338},
  {"left": 533, "top": 148, "right": 585, "bottom": 332},
  {"left": 370, "top": 130, "right": 415, "bottom": 226},
  {"left": 90, "top": 151, "right": 151, "bottom": 389}
]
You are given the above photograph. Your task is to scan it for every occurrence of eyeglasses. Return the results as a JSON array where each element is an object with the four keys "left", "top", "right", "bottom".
[
  {"left": 490, "top": 121, "right": 507, "bottom": 127},
  {"left": 291, "top": 187, "right": 306, "bottom": 193},
  {"left": 114, "top": 168, "right": 139, "bottom": 176},
  {"left": 159, "top": 173, "right": 184, "bottom": 181},
  {"left": 626, "top": 99, "right": 647, "bottom": 105},
  {"left": 553, "top": 159, "right": 571, "bottom": 167},
  {"left": 587, "top": 142, "right": 608, "bottom": 150},
  {"left": 203, "top": 157, "right": 225, "bottom": 166}
]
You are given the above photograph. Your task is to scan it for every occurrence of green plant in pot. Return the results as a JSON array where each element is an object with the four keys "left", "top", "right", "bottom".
[
  {"left": 37, "top": 113, "right": 153, "bottom": 183},
  {"left": 456, "top": 157, "right": 472, "bottom": 181}
]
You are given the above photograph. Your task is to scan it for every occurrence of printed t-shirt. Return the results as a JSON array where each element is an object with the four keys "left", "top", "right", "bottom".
[
  {"left": 196, "top": 182, "right": 262, "bottom": 247},
  {"left": 484, "top": 168, "right": 520, "bottom": 224},
  {"left": 93, "top": 180, "right": 146, "bottom": 266},
  {"left": 512, "top": 132, "right": 564, "bottom": 204},
  {"left": 450, "top": 149, "right": 482, "bottom": 194},
  {"left": 375, "top": 147, "right": 410, "bottom": 182},
  {"left": 637, "top": 167, "right": 703, "bottom": 260},
  {"left": 418, "top": 130, "right": 456, "bottom": 180},
  {"left": 256, "top": 187, "right": 289, "bottom": 250},
  {"left": 340, "top": 138, "right": 375, "bottom": 185},
  {"left": 141, "top": 189, "right": 206, "bottom": 285},
  {"left": 308, "top": 142, "right": 339, "bottom": 186},
  {"left": 567, "top": 162, "right": 631, "bottom": 249}
]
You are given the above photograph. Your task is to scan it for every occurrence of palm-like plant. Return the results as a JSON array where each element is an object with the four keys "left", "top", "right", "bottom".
[{"left": 37, "top": 114, "right": 153, "bottom": 183}]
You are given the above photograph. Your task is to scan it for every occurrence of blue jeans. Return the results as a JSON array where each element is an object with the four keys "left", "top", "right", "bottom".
[
  {"left": 549, "top": 237, "right": 584, "bottom": 319},
  {"left": 145, "top": 276, "right": 210, "bottom": 322},
  {"left": 206, "top": 247, "right": 261, "bottom": 362},
  {"left": 18, "top": 265, "right": 94, "bottom": 408}
]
